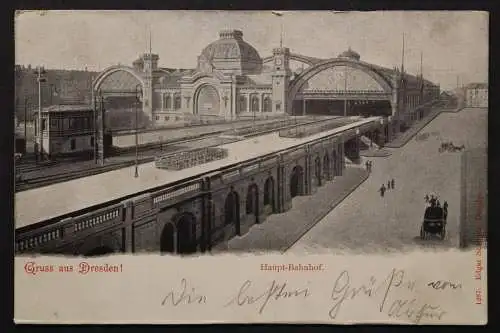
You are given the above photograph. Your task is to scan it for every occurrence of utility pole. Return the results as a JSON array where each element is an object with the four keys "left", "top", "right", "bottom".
[
  {"left": 344, "top": 65, "right": 348, "bottom": 117},
  {"left": 135, "top": 84, "right": 143, "bottom": 178},
  {"left": 24, "top": 97, "right": 29, "bottom": 153},
  {"left": 50, "top": 84, "right": 53, "bottom": 105},
  {"left": 252, "top": 104, "right": 256, "bottom": 129},
  {"left": 34, "top": 66, "right": 46, "bottom": 162}
]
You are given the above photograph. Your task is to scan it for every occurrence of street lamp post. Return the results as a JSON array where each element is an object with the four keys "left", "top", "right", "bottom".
[
  {"left": 355, "top": 128, "right": 361, "bottom": 159},
  {"left": 24, "top": 97, "right": 30, "bottom": 153},
  {"left": 135, "top": 84, "right": 143, "bottom": 178},
  {"left": 379, "top": 118, "right": 385, "bottom": 147},
  {"left": 388, "top": 116, "right": 393, "bottom": 142},
  {"left": 252, "top": 102, "right": 256, "bottom": 129}
]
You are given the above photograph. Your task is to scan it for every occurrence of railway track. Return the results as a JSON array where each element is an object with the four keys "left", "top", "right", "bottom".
[{"left": 15, "top": 118, "right": 328, "bottom": 192}]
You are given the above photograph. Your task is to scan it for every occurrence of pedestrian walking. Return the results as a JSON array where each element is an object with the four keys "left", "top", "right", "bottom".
[
  {"left": 379, "top": 184, "right": 386, "bottom": 197},
  {"left": 368, "top": 160, "right": 373, "bottom": 172},
  {"left": 365, "top": 160, "right": 370, "bottom": 172},
  {"left": 424, "top": 194, "right": 429, "bottom": 203},
  {"left": 443, "top": 201, "right": 448, "bottom": 211},
  {"left": 391, "top": 179, "right": 395, "bottom": 189},
  {"left": 387, "top": 180, "right": 391, "bottom": 189}
]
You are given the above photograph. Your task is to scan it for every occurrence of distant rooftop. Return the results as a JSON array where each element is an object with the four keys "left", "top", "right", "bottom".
[
  {"left": 42, "top": 104, "right": 92, "bottom": 113},
  {"left": 466, "top": 82, "right": 488, "bottom": 89}
]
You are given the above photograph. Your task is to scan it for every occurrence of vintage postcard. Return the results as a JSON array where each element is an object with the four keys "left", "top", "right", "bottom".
[{"left": 14, "top": 10, "right": 487, "bottom": 324}]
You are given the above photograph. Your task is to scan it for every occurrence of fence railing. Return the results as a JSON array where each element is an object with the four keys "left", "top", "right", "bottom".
[
  {"left": 223, "top": 119, "right": 298, "bottom": 137},
  {"left": 16, "top": 203, "right": 124, "bottom": 253},
  {"left": 279, "top": 118, "right": 357, "bottom": 139},
  {"left": 155, "top": 147, "right": 229, "bottom": 171}
]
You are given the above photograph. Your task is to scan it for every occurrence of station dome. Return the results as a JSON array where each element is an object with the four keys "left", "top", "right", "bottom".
[
  {"left": 338, "top": 47, "right": 361, "bottom": 61},
  {"left": 198, "top": 30, "right": 263, "bottom": 75}
]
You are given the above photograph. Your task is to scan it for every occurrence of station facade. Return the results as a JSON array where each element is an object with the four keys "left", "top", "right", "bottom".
[{"left": 93, "top": 29, "right": 440, "bottom": 131}]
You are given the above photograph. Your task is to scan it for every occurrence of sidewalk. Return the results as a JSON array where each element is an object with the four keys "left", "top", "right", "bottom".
[
  {"left": 360, "top": 148, "right": 392, "bottom": 158},
  {"left": 385, "top": 108, "right": 443, "bottom": 148},
  {"left": 219, "top": 166, "right": 369, "bottom": 253}
]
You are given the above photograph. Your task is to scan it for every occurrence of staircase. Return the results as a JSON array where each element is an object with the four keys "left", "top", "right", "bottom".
[{"left": 360, "top": 135, "right": 380, "bottom": 150}]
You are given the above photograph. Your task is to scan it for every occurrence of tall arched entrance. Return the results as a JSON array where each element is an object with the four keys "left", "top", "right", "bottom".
[
  {"left": 196, "top": 85, "right": 220, "bottom": 116},
  {"left": 263, "top": 177, "right": 275, "bottom": 213},
  {"left": 176, "top": 213, "right": 197, "bottom": 254},
  {"left": 314, "top": 156, "right": 322, "bottom": 187},
  {"left": 246, "top": 184, "right": 260, "bottom": 224},
  {"left": 85, "top": 246, "right": 114, "bottom": 257},
  {"left": 290, "top": 165, "right": 304, "bottom": 198},
  {"left": 225, "top": 191, "right": 241, "bottom": 235},
  {"left": 286, "top": 58, "right": 394, "bottom": 116},
  {"left": 94, "top": 67, "right": 147, "bottom": 131},
  {"left": 160, "top": 223, "right": 175, "bottom": 254},
  {"left": 323, "top": 154, "right": 330, "bottom": 180},
  {"left": 160, "top": 213, "right": 197, "bottom": 255}
]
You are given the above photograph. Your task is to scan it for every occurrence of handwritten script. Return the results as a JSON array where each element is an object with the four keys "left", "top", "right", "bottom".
[
  {"left": 224, "top": 279, "right": 310, "bottom": 314},
  {"left": 329, "top": 269, "right": 446, "bottom": 323},
  {"left": 160, "top": 269, "right": 451, "bottom": 324}
]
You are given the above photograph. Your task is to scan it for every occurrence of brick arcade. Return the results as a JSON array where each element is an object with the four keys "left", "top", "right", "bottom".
[{"left": 15, "top": 120, "right": 378, "bottom": 256}]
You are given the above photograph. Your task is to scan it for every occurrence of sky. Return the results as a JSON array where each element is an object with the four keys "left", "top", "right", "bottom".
[{"left": 15, "top": 10, "right": 488, "bottom": 90}]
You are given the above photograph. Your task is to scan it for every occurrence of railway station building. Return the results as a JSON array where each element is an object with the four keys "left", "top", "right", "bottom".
[{"left": 93, "top": 29, "right": 440, "bottom": 130}]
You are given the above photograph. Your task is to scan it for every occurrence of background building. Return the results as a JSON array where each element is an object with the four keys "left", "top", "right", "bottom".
[
  {"left": 15, "top": 66, "right": 97, "bottom": 121},
  {"left": 93, "top": 29, "right": 440, "bottom": 130},
  {"left": 464, "top": 82, "right": 488, "bottom": 108},
  {"left": 16, "top": 29, "right": 441, "bottom": 133},
  {"left": 36, "top": 105, "right": 96, "bottom": 158}
]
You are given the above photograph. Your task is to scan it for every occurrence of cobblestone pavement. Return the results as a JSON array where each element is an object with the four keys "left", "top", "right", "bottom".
[
  {"left": 288, "top": 107, "right": 487, "bottom": 254},
  {"left": 223, "top": 167, "right": 369, "bottom": 253}
]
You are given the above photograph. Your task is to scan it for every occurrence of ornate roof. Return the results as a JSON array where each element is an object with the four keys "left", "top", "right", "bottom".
[
  {"left": 338, "top": 47, "right": 361, "bottom": 61},
  {"left": 198, "top": 30, "right": 262, "bottom": 75}
]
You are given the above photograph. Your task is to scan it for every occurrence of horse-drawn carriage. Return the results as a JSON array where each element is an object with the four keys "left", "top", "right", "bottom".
[
  {"left": 420, "top": 206, "right": 447, "bottom": 240},
  {"left": 439, "top": 142, "right": 465, "bottom": 153}
]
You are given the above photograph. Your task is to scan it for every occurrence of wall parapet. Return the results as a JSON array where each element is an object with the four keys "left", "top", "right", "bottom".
[
  {"left": 279, "top": 118, "right": 358, "bottom": 139},
  {"left": 16, "top": 203, "right": 125, "bottom": 254}
]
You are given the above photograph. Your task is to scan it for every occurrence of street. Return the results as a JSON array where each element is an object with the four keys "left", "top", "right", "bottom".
[{"left": 288, "top": 107, "right": 487, "bottom": 254}]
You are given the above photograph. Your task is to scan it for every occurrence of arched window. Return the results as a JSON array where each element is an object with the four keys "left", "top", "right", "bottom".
[
  {"left": 239, "top": 95, "right": 247, "bottom": 113},
  {"left": 174, "top": 94, "right": 181, "bottom": 110},
  {"left": 263, "top": 96, "right": 272, "bottom": 112},
  {"left": 164, "top": 94, "right": 172, "bottom": 109},
  {"left": 250, "top": 94, "right": 259, "bottom": 112}
]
